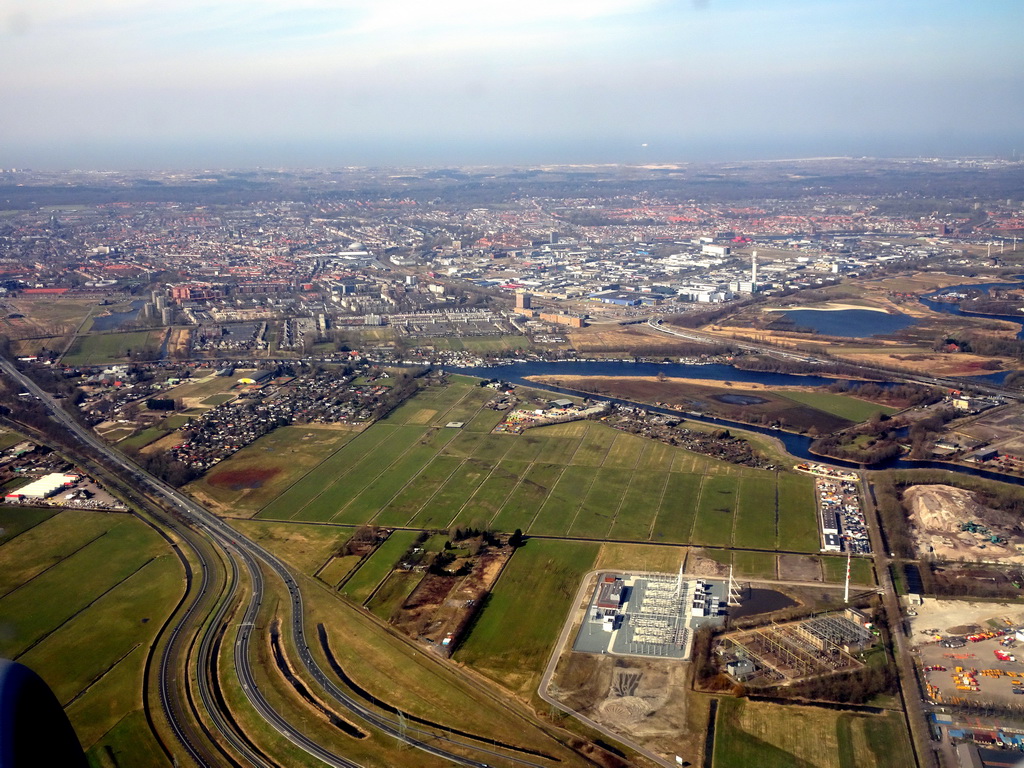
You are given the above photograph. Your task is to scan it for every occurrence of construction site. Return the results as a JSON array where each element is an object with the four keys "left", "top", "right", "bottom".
[
  {"left": 904, "top": 484, "right": 1024, "bottom": 564},
  {"left": 715, "top": 608, "right": 876, "bottom": 686}
]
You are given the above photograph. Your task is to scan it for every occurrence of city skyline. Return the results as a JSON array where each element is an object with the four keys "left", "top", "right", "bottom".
[{"left": 3, "top": 0, "right": 1023, "bottom": 169}]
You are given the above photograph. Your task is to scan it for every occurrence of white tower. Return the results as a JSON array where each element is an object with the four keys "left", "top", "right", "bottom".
[
  {"left": 844, "top": 550, "right": 851, "bottom": 604},
  {"left": 727, "top": 565, "right": 742, "bottom": 607},
  {"left": 750, "top": 250, "right": 758, "bottom": 287}
]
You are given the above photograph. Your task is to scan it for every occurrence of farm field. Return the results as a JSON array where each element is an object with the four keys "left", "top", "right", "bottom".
[
  {"left": 822, "top": 555, "right": 876, "bottom": 586},
  {"left": 713, "top": 697, "right": 912, "bottom": 768},
  {"left": 0, "top": 509, "right": 180, "bottom": 761},
  {"left": 1, "top": 296, "right": 97, "bottom": 339},
  {"left": 456, "top": 539, "right": 599, "bottom": 696},
  {"left": 776, "top": 390, "right": 896, "bottom": 422},
  {"left": 0, "top": 506, "right": 56, "bottom": 545},
  {"left": 339, "top": 530, "right": 421, "bottom": 604},
  {"left": 229, "top": 519, "right": 349, "bottom": 575},
  {"left": 187, "top": 426, "right": 357, "bottom": 515},
  {"left": 62, "top": 330, "right": 164, "bottom": 365},
  {"left": 235, "top": 378, "right": 818, "bottom": 552}
]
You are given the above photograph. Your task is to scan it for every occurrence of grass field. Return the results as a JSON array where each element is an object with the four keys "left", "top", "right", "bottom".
[
  {"left": 234, "top": 380, "right": 819, "bottom": 552},
  {"left": 0, "top": 509, "right": 179, "bottom": 760},
  {"left": 366, "top": 571, "right": 424, "bottom": 620},
  {"left": 300, "top": 578, "right": 589, "bottom": 765},
  {"left": 339, "top": 530, "right": 420, "bottom": 604},
  {"left": 713, "top": 697, "right": 913, "bottom": 768},
  {"left": 0, "top": 431, "right": 24, "bottom": 451},
  {"left": 777, "top": 391, "right": 896, "bottom": 422},
  {"left": 62, "top": 330, "right": 164, "bottom": 365},
  {"left": 119, "top": 426, "right": 168, "bottom": 451},
  {"left": 187, "top": 426, "right": 357, "bottom": 515},
  {"left": 229, "top": 519, "right": 348, "bottom": 575},
  {"left": 822, "top": 555, "right": 876, "bottom": 585},
  {"left": 456, "top": 539, "right": 598, "bottom": 696},
  {"left": 0, "top": 506, "right": 57, "bottom": 545}
]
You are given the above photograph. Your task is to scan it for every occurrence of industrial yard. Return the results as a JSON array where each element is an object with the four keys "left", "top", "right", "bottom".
[
  {"left": 715, "top": 609, "right": 875, "bottom": 686},
  {"left": 909, "top": 598, "right": 1024, "bottom": 706},
  {"left": 814, "top": 474, "right": 872, "bottom": 555}
]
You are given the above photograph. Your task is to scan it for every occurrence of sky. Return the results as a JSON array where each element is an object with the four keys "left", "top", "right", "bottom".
[{"left": 2, "top": 0, "right": 1023, "bottom": 169}]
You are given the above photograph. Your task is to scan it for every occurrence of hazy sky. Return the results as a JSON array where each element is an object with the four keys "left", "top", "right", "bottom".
[{"left": 3, "top": 0, "right": 1023, "bottom": 169}]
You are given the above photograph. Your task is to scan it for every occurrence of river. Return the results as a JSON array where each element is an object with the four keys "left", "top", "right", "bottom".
[
  {"left": 452, "top": 360, "right": 1024, "bottom": 486},
  {"left": 918, "top": 276, "right": 1024, "bottom": 340}
]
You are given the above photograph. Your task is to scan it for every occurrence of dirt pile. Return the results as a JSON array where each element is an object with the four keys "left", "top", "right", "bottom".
[{"left": 904, "top": 484, "right": 1024, "bottom": 563}]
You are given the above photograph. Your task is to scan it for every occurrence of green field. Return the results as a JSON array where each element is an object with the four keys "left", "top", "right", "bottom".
[
  {"left": 822, "top": 555, "right": 876, "bottom": 586},
  {"left": 777, "top": 391, "right": 896, "bottom": 422},
  {"left": 339, "top": 530, "right": 421, "bottom": 604},
  {"left": 0, "top": 506, "right": 57, "bottom": 545},
  {"left": 0, "top": 509, "right": 179, "bottom": 760},
  {"left": 366, "top": 571, "right": 425, "bottom": 620},
  {"left": 187, "top": 426, "right": 358, "bottom": 515},
  {"left": 237, "top": 380, "right": 818, "bottom": 552},
  {"left": 713, "top": 697, "right": 912, "bottom": 768},
  {"left": 62, "top": 330, "right": 164, "bottom": 365},
  {"left": 119, "top": 426, "right": 168, "bottom": 451},
  {"left": 456, "top": 539, "right": 598, "bottom": 695}
]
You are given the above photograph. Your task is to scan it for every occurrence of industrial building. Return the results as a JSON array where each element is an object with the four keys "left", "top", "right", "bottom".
[
  {"left": 5, "top": 473, "right": 79, "bottom": 502},
  {"left": 574, "top": 570, "right": 734, "bottom": 660}
]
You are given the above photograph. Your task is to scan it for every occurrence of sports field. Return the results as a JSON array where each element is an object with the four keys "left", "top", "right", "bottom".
[
  {"left": 247, "top": 379, "right": 818, "bottom": 552},
  {"left": 713, "top": 697, "right": 912, "bottom": 768},
  {"left": 0, "top": 509, "right": 180, "bottom": 759}
]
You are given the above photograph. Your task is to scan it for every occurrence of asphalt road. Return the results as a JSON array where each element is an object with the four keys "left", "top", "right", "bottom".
[{"left": 1, "top": 356, "right": 545, "bottom": 768}]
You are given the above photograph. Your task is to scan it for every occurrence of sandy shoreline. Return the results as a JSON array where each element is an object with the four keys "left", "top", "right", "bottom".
[
  {"left": 523, "top": 374, "right": 816, "bottom": 391},
  {"left": 762, "top": 302, "right": 890, "bottom": 313}
]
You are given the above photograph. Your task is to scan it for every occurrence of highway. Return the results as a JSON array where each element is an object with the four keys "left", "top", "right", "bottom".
[{"left": 0, "top": 356, "right": 530, "bottom": 768}]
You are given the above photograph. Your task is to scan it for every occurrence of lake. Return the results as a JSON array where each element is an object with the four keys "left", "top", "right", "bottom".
[
  {"left": 779, "top": 308, "right": 918, "bottom": 338},
  {"left": 90, "top": 300, "right": 146, "bottom": 331}
]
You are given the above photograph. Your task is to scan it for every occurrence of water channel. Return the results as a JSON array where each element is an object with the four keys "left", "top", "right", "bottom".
[{"left": 453, "top": 360, "right": 1024, "bottom": 486}]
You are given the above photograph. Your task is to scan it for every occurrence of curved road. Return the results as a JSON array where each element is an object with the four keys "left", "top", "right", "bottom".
[{"left": 2, "top": 356, "right": 546, "bottom": 768}]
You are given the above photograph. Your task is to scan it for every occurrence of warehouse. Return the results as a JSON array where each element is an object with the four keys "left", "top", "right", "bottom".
[{"left": 5, "top": 473, "right": 79, "bottom": 502}]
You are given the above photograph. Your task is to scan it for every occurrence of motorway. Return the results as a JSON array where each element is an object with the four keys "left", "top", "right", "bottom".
[{"left": 1, "top": 355, "right": 542, "bottom": 768}]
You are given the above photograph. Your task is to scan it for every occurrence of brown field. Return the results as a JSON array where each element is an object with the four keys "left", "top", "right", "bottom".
[
  {"left": 0, "top": 296, "right": 97, "bottom": 339},
  {"left": 392, "top": 546, "right": 512, "bottom": 653},
  {"left": 566, "top": 325, "right": 692, "bottom": 355},
  {"left": 208, "top": 466, "right": 283, "bottom": 490},
  {"left": 185, "top": 426, "right": 356, "bottom": 516},
  {"left": 905, "top": 484, "right": 1024, "bottom": 563},
  {"left": 526, "top": 374, "right": 852, "bottom": 433},
  {"left": 550, "top": 652, "right": 698, "bottom": 762},
  {"left": 167, "top": 327, "right": 191, "bottom": 357}
]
